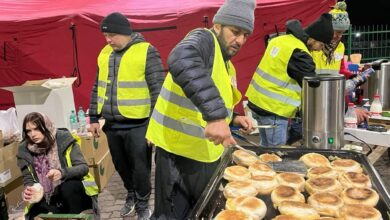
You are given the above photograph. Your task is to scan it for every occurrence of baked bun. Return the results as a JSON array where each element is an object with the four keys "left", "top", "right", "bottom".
[
  {"left": 307, "top": 166, "right": 338, "bottom": 179},
  {"left": 318, "top": 217, "right": 340, "bottom": 220},
  {"left": 307, "top": 192, "right": 343, "bottom": 217},
  {"left": 223, "top": 181, "right": 258, "bottom": 199},
  {"left": 248, "top": 162, "right": 276, "bottom": 177},
  {"left": 214, "top": 210, "right": 252, "bottom": 220},
  {"left": 305, "top": 177, "right": 343, "bottom": 195},
  {"left": 29, "top": 183, "right": 44, "bottom": 204},
  {"left": 224, "top": 165, "right": 251, "bottom": 182},
  {"left": 258, "top": 153, "right": 282, "bottom": 163},
  {"left": 341, "top": 187, "right": 379, "bottom": 207},
  {"left": 278, "top": 201, "right": 320, "bottom": 220},
  {"left": 225, "top": 196, "right": 267, "bottom": 220},
  {"left": 272, "top": 215, "right": 300, "bottom": 220},
  {"left": 233, "top": 150, "right": 259, "bottom": 167},
  {"left": 338, "top": 172, "right": 372, "bottom": 188},
  {"left": 299, "top": 153, "right": 330, "bottom": 168},
  {"left": 271, "top": 185, "right": 305, "bottom": 208},
  {"left": 251, "top": 175, "right": 279, "bottom": 195},
  {"left": 331, "top": 159, "right": 363, "bottom": 174},
  {"left": 276, "top": 172, "right": 305, "bottom": 192},
  {"left": 340, "top": 204, "right": 382, "bottom": 220}
]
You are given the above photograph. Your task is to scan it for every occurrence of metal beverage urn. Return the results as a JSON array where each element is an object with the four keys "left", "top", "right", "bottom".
[
  {"left": 367, "top": 59, "right": 390, "bottom": 110},
  {"left": 302, "top": 74, "right": 345, "bottom": 149}
]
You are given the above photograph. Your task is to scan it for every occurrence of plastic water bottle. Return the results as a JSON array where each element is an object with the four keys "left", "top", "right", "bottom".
[
  {"left": 370, "top": 94, "right": 382, "bottom": 117},
  {"left": 77, "top": 106, "right": 88, "bottom": 136},
  {"left": 345, "top": 103, "right": 357, "bottom": 128},
  {"left": 69, "top": 110, "right": 78, "bottom": 133}
]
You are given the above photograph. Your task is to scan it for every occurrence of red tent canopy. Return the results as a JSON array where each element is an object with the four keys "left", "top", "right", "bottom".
[{"left": 0, "top": 0, "right": 334, "bottom": 113}]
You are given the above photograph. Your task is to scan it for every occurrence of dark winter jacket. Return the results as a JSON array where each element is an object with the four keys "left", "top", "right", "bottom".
[
  {"left": 248, "top": 20, "right": 316, "bottom": 117},
  {"left": 167, "top": 28, "right": 231, "bottom": 121},
  {"left": 89, "top": 32, "right": 165, "bottom": 128},
  {"left": 16, "top": 129, "right": 88, "bottom": 187}
]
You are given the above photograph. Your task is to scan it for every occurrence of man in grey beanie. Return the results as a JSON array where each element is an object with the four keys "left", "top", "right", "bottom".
[
  {"left": 88, "top": 12, "right": 165, "bottom": 219},
  {"left": 147, "top": 0, "right": 255, "bottom": 219}
]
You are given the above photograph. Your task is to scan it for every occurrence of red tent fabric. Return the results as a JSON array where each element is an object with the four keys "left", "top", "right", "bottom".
[{"left": 0, "top": 0, "right": 334, "bottom": 113}]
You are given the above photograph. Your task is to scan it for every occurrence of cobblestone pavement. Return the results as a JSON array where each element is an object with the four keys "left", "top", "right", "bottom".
[{"left": 7, "top": 144, "right": 390, "bottom": 220}]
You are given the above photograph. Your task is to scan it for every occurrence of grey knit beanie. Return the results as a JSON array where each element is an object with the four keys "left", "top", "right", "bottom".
[
  {"left": 213, "top": 0, "right": 256, "bottom": 33},
  {"left": 329, "top": 1, "right": 350, "bottom": 31}
]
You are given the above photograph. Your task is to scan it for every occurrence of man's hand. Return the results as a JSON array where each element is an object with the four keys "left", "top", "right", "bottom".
[
  {"left": 355, "top": 107, "right": 371, "bottom": 124},
  {"left": 232, "top": 115, "right": 254, "bottom": 134},
  {"left": 46, "top": 169, "right": 62, "bottom": 182},
  {"left": 89, "top": 123, "right": 100, "bottom": 138},
  {"left": 205, "top": 119, "right": 236, "bottom": 147},
  {"left": 22, "top": 186, "right": 34, "bottom": 202}
]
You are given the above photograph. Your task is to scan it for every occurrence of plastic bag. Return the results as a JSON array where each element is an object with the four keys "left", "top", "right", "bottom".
[{"left": 0, "top": 107, "right": 21, "bottom": 144}]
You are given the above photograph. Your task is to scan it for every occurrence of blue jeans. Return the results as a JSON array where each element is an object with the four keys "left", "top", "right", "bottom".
[{"left": 251, "top": 110, "right": 289, "bottom": 147}]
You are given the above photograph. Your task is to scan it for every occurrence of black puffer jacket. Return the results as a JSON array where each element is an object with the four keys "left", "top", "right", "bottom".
[
  {"left": 89, "top": 32, "right": 165, "bottom": 127},
  {"left": 167, "top": 28, "right": 230, "bottom": 121}
]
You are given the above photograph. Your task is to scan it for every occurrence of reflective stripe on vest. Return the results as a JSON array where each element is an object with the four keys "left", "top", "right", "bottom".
[
  {"left": 67, "top": 135, "right": 99, "bottom": 196},
  {"left": 146, "top": 29, "right": 241, "bottom": 162},
  {"left": 97, "top": 42, "right": 151, "bottom": 118},
  {"left": 312, "top": 42, "right": 345, "bottom": 75},
  {"left": 245, "top": 34, "right": 308, "bottom": 118}
]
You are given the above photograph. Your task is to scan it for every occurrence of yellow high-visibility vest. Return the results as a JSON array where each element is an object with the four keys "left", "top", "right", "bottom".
[
  {"left": 97, "top": 42, "right": 151, "bottom": 118},
  {"left": 312, "top": 42, "right": 345, "bottom": 74},
  {"left": 245, "top": 34, "right": 310, "bottom": 118},
  {"left": 146, "top": 29, "right": 241, "bottom": 162}
]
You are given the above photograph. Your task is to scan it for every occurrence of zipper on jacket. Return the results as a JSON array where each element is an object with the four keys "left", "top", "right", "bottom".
[{"left": 110, "top": 52, "right": 116, "bottom": 116}]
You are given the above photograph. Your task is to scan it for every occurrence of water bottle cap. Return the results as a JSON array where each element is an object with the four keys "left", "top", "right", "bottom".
[{"left": 348, "top": 102, "right": 355, "bottom": 107}]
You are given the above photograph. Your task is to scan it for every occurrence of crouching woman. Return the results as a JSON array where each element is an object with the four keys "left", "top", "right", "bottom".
[{"left": 16, "top": 112, "right": 99, "bottom": 220}]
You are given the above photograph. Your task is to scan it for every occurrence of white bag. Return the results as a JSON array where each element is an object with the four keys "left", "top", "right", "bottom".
[{"left": 0, "top": 107, "right": 21, "bottom": 144}]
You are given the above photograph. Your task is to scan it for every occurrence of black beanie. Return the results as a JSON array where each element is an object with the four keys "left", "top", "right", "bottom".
[
  {"left": 304, "top": 13, "right": 334, "bottom": 44},
  {"left": 100, "top": 12, "right": 132, "bottom": 35}
]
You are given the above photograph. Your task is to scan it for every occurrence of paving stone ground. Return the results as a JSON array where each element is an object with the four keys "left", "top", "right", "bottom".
[{"left": 7, "top": 137, "right": 390, "bottom": 220}]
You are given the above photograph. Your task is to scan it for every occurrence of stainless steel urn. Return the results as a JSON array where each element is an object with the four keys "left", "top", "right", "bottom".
[
  {"left": 302, "top": 74, "right": 345, "bottom": 149},
  {"left": 366, "top": 59, "right": 390, "bottom": 110}
]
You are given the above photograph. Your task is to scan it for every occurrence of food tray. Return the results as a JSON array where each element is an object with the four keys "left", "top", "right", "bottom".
[{"left": 191, "top": 146, "right": 390, "bottom": 219}]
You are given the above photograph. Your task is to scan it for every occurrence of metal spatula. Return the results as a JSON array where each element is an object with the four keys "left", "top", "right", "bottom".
[
  {"left": 267, "top": 160, "right": 307, "bottom": 175},
  {"left": 233, "top": 144, "right": 307, "bottom": 175}
]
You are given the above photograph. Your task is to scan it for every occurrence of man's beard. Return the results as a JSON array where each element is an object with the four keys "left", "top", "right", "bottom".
[{"left": 217, "top": 30, "right": 234, "bottom": 59}]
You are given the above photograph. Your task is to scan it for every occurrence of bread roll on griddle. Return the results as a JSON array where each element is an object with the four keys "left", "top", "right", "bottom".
[
  {"left": 271, "top": 185, "right": 305, "bottom": 208},
  {"left": 338, "top": 171, "right": 372, "bottom": 188},
  {"left": 341, "top": 187, "right": 379, "bottom": 207},
  {"left": 299, "top": 152, "right": 330, "bottom": 168},
  {"left": 223, "top": 165, "right": 251, "bottom": 182},
  {"left": 278, "top": 201, "right": 320, "bottom": 220},
  {"left": 308, "top": 192, "right": 343, "bottom": 217},
  {"left": 339, "top": 204, "right": 382, "bottom": 220},
  {"left": 305, "top": 177, "right": 343, "bottom": 195},
  {"left": 233, "top": 149, "right": 259, "bottom": 167},
  {"left": 225, "top": 196, "right": 267, "bottom": 220}
]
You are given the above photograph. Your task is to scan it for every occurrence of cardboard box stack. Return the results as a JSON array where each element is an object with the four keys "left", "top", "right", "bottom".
[
  {"left": 0, "top": 130, "right": 23, "bottom": 210},
  {"left": 79, "top": 131, "right": 114, "bottom": 192}
]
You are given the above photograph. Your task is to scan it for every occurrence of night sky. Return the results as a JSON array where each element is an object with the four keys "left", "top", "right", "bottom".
[{"left": 347, "top": 0, "right": 390, "bottom": 25}]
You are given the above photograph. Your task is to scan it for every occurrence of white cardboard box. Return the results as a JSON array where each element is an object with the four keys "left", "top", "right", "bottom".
[{"left": 1, "top": 77, "right": 77, "bottom": 129}]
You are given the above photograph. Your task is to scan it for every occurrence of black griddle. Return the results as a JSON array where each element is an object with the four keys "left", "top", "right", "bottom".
[{"left": 191, "top": 146, "right": 390, "bottom": 220}]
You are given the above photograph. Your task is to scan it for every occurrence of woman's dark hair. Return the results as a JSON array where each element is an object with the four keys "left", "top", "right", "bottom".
[{"left": 22, "top": 112, "right": 55, "bottom": 150}]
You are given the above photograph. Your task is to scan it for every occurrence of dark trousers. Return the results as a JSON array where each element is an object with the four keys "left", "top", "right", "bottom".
[
  {"left": 103, "top": 125, "right": 152, "bottom": 209},
  {"left": 152, "top": 147, "right": 219, "bottom": 220},
  {"left": 0, "top": 187, "right": 8, "bottom": 220},
  {"left": 28, "top": 179, "right": 92, "bottom": 219}
]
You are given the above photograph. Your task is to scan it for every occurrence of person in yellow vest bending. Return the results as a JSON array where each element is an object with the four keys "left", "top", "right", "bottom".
[
  {"left": 312, "top": 1, "right": 371, "bottom": 123},
  {"left": 245, "top": 14, "right": 333, "bottom": 147},
  {"left": 88, "top": 12, "right": 165, "bottom": 219},
  {"left": 17, "top": 112, "right": 99, "bottom": 220},
  {"left": 146, "top": 0, "right": 255, "bottom": 218}
]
